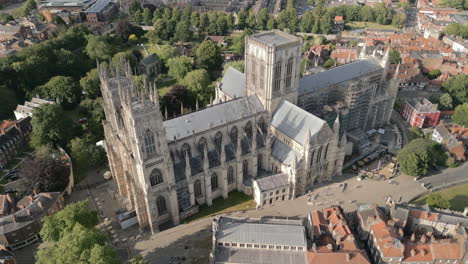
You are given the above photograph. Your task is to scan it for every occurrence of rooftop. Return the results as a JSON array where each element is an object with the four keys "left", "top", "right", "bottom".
[
  {"left": 84, "top": 0, "right": 112, "bottom": 13},
  {"left": 215, "top": 216, "right": 307, "bottom": 247},
  {"left": 215, "top": 247, "right": 307, "bottom": 264},
  {"left": 298, "top": 59, "right": 382, "bottom": 95},
  {"left": 254, "top": 173, "right": 289, "bottom": 191},
  {"left": 219, "top": 66, "right": 245, "bottom": 99},
  {"left": 249, "top": 30, "right": 301, "bottom": 47}
]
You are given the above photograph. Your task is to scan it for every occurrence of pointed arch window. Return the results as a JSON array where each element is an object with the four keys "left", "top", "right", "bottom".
[
  {"left": 194, "top": 179, "right": 202, "bottom": 198},
  {"left": 214, "top": 132, "right": 223, "bottom": 154},
  {"left": 285, "top": 57, "right": 294, "bottom": 91},
  {"left": 310, "top": 149, "right": 315, "bottom": 166},
  {"left": 157, "top": 196, "right": 167, "bottom": 215},
  {"left": 324, "top": 144, "right": 329, "bottom": 160},
  {"left": 227, "top": 166, "right": 234, "bottom": 184},
  {"left": 211, "top": 173, "right": 218, "bottom": 191},
  {"left": 144, "top": 129, "right": 156, "bottom": 156},
  {"left": 150, "top": 169, "right": 163, "bottom": 186},
  {"left": 198, "top": 137, "right": 207, "bottom": 155},
  {"left": 273, "top": 61, "right": 282, "bottom": 95},
  {"left": 230, "top": 126, "right": 238, "bottom": 146},
  {"left": 257, "top": 154, "right": 263, "bottom": 171},
  {"left": 317, "top": 146, "right": 323, "bottom": 164},
  {"left": 244, "top": 121, "right": 253, "bottom": 141},
  {"left": 258, "top": 117, "right": 267, "bottom": 134},
  {"left": 181, "top": 143, "right": 192, "bottom": 158},
  {"left": 242, "top": 160, "right": 248, "bottom": 178}
]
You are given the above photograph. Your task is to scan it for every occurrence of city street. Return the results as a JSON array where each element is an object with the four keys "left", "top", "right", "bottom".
[{"left": 419, "top": 162, "right": 468, "bottom": 191}]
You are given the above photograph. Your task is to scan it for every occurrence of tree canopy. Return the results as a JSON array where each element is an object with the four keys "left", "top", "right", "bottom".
[
  {"left": 30, "top": 104, "right": 74, "bottom": 148},
  {"left": 396, "top": 138, "right": 445, "bottom": 176},
  {"left": 195, "top": 40, "right": 222, "bottom": 71},
  {"left": 86, "top": 35, "right": 116, "bottom": 60},
  {"left": 452, "top": 103, "right": 468, "bottom": 127},
  {"left": 167, "top": 56, "right": 193, "bottom": 80},
  {"left": 223, "top": 60, "right": 244, "bottom": 73},
  {"left": 38, "top": 76, "right": 81, "bottom": 108},
  {"left": 426, "top": 193, "right": 451, "bottom": 209},
  {"left": 442, "top": 74, "right": 467, "bottom": 106},
  {"left": 182, "top": 69, "right": 212, "bottom": 103},
  {"left": 80, "top": 69, "right": 101, "bottom": 99},
  {"left": 389, "top": 49, "right": 401, "bottom": 64}
]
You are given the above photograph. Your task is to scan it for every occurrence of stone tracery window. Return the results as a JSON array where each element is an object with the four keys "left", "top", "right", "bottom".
[
  {"left": 157, "top": 196, "right": 167, "bottom": 214},
  {"left": 227, "top": 166, "right": 234, "bottom": 184},
  {"left": 150, "top": 168, "right": 163, "bottom": 186},
  {"left": 214, "top": 131, "right": 223, "bottom": 154},
  {"left": 144, "top": 129, "right": 156, "bottom": 157},
  {"left": 273, "top": 61, "right": 282, "bottom": 95},
  {"left": 198, "top": 137, "right": 207, "bottom": 155},
  {"left": 181, "top": 143, "right": 191, "bottom": 158},
  {"left": 245, "top": 121, "right": 253, "bottom": 140},
  {"left": 285, "top": 57, "right": 294, "bottom": 91},
  {"left": 194, "top": 179, "right": 202, "bottom": 197},
  {"left": 230, "top": 126, "right": 238, "bottom": 145},
  {"left": 211, "top": 173, "right": 218, "bottom": 191}
]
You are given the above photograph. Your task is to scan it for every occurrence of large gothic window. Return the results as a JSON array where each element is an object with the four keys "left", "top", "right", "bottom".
[
  {"left": 258, "top": 117, "right": 267, "bottom": 134},
  {"left": 157, "top": 196, "right": 167, "bottom": 215},
  {"left": 310, "top": 150, "right": 315, "bottom": 166},
  {"left": 285, "top": 57, "right": 294, "bottom": 91},
  {"left": 273, "top": 61, "right": 282, "bottom": 95},
  {"left": 259, "top": 62, "right": 265, "bottom": 91},
  {"left": 194, "top": 180, "right": 202, "bottom": 198},
  {"left": 230, "top": 126, "right": 238, "bottom": 146},
  {"left": 227, "top": 166, "right": 234, "bottom": 184},
  {"left": 144, "top": 129, "right": 156, "bottom": 156},
  {"left": 211, "top": 173, "right": 218, "bottom": 191},
  {"left": 214, "top": 132, "right": 223, "bottom": 154},
  {"left": 181, "top": 143, "right": 191, "bottom": 158},
  {"left": 150, "top": 169, "right": 163, "bottom": 186},
  {"left": 316, "top": 146, "right": 323, "bottom": 164},
  {"left": 243, "top": 160, "right": 248, "bottom": 178},
  {"left": 250, "top": 57, "right": 256, "bottom": 89},
  {"left": 198, "top": 137, "right": 207, "bottom": 155}
]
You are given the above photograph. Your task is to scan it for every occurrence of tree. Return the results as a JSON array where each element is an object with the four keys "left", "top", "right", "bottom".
[
  {"left": 18, "top": 155, "right": 70, "bottom": 194},
  {"left": 161, "top": 85, "right": 194, "bottom": 116},
  {"left": 256, "top": 8, "right": 269, "bottom": 30},
  {"left": 31, "top": 104, "right": 74, "bottom": 148},
  {"left": 442, "top": 74, "right": 468, "bottom": 105},
  {"left": 111, "top": 50, "right": 138, "bottom": 69},
  {"left": 80, "top": 69, "right": 101, "bottom": 99},
  {"left": 445, "top": 23, "right": 468, "bottom": 38},
  {"left": 174, "top": 20, "right": 193, "bottom": 42},
  {"left": 223, "top": 60, "right": 244, "bottom": 73},
  {"left": 36, "top": 224, "right": 119, "bottom": 264},
  {"left": 134, "top": 10, "right": 143, "bottom": 24},
  {"left": 16, "top": 0, "right": 37, "bottom": 17},
  {"left": 267, "top": 16, "right": 276, "bottom": 30},
  {"left": 359, "top": 6, "right": 374, "bottom": 22},
  {"left": 391, "top": 13, "right": 407, "bottom": 28},
  {"left": 70, "top": 137, "right": 107, "bottom": 168},
  {"left": 40, "top": 201, "right": 99, "bottom": 242},
  {"left": 323, "top": 59, "right": 336, "bottom": 68},
  {"left": 195, "top": 40, "right": 222, "bottom": 71},
  {"left": 396, "top": 138, "right": 442, "bottom": 176},
  {"left": 38, "top": 76, "right": 81, "bottom": 107},
  {"left": 452, "top": 103, "right": 468, "bottom": 126},
  {"left": 231, "top": 29, "right": 253, "bottom": 55},
  {"left": 0, "top": 13, "right": 14, "bottom": 24},
  {"left": 319, "top": 14, "right": 332, "bottom": 34},
  {"left": 300, "top": 11, "right": 314, "bottom": 33},
  {"left": 182, "top": 69, "right": 211, "bottom": 102},
  {"left": 79, "top": 98, "right": 105, "bottom": 141},
  {"left": 237, "top": 8, "right": 247, "bottom": 29},
  {"left": 86, "top": 35, "right": 115, "bottom": 60},
  {"left": 129, "top": 256, "right": 149, "bottom": 264},
  {"left": 389, "top": 49, "right": 401, "bottom": 64},
  {"left": 155, "top": 45, "right": 179, "bottom": 69},
  {"left": 408, "top": 126, "right": 423, "bottom": 141},
  {"left": 142, "top": 7, "right": 152, "bottom": 25},
  {"left": 426, "top": 193, "right": 450, "bottom": 209},
  {"left": 167, "top": 56, "right": 193, "bottom": 80},
  {"left": 428, "top": 69, "right": 442, "bottom": 80},
  {"left": 446, "top": 155, "right": 457, "bottom": 168},
  {"left": 438, "top": 93, "right": 453, "bottom": 110}
]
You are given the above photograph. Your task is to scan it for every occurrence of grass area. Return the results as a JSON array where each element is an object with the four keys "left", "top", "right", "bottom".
[
  {"left": 345, "top": 21, "right": 399, "bottom": 31},
  {"left": 415, "top": 183, "right": 468, "bottom": 212},
  {"left": 183, "top": 191, "right": 256, "bottom": 223}
]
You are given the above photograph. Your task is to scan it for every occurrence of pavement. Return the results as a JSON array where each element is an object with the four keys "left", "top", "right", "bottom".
[{"left": 418, "top": 162, "right": 468, "bottom": 192}]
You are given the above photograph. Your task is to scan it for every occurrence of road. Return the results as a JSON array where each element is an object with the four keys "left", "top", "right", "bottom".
[
  {"left": 391, "top": 109, "right": 410, "bottom": 146},
  {"left": 419, "top": 162, "right": 468, "bottom": 191}
]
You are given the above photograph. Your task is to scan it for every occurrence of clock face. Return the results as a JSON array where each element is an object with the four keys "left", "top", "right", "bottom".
[{"left": 318, "top": 130, "right": 327, "bottom": 142}]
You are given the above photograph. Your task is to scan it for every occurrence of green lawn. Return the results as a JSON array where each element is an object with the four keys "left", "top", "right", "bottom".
[
  {"left": 415, "top": 183, "right": 468, "bottom": 212},
  {"left": 182, "top": 191, "right": 256, "bottom": 223},
  {"left": 345, "top": 21, "right": 399, "bottom": 31}
]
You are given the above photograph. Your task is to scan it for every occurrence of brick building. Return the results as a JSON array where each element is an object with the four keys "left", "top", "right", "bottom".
[
  {"left": 0, "top": 117, "right": 32, "bottom": 170},
  {"left": 401, "top": 98, "right": 440, "bottom": 128}
]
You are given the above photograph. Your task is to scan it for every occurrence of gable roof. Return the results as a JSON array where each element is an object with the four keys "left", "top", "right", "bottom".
[
  {"left": 163, "top": 95, "right": 263, "bottom": 141},
  {"left": 271, "top": 100, "right": 326, "bottom": 145},
  {"left": 219, "top": 66, "right": 245, "bottom": 99},
  {"left": 299, "top": 59, "right": 382, "bottom": 95},
  {"left": 254, "top": 173, "right": 289, "bottom": 191}
]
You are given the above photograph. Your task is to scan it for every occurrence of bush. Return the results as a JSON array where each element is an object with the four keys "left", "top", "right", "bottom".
[
  {"left": 426, "top": 193, "right": 450, "bottom": 209},
  {"left": 446, "top": 155, "right": 457, "bottom": 168},
  {"left": 323, "top": 59, "right": 336, "bottom": 68}
]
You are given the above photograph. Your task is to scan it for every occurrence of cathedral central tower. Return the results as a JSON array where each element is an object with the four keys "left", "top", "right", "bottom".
[{"left": 245, "top": 30, "right": 302, "bottom": 114}]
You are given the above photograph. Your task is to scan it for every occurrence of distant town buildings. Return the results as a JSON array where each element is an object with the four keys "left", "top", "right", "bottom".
[
  {"left": 14, "top": 96, "right": 55, "bottom": 120},
  {"left": 0, "top": 192, "right": 64, "bottom": 250},
  {"left": 39, "top": 0, "right": 117, "bottom": 23},
  {"left": 0, "top": 117, "right": 32, "bottom": 170},
  {"left": 433, "top": 121, "right": 467, "bottom": 161},
  {"left": 401, "top": 97, "right": 441, "bottom": 128},
  {"left": 357, "top": 202, "right": 468, "bottom": 264}
]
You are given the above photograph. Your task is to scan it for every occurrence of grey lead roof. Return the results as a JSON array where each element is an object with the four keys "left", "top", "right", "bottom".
[
  {"left": 271, "top": 138, "right": 302, "bottom": 166},
  {"left": 298, "top": 59, "right": 382, "bottom": 95},
  {"left": 214, "top": 247, "right": 307, "bottom": 264},
  {"left": 219, "top": 66, "right": 245, "bottom": 98},
  {"left": 163, "top": 95, "right": 264, "bottom": 141},
  {"left": 216, "top": 217, "right": 307, "bottom": 246},
  {"left": 84, "top": 0, "right": 111, "bottom": 12},
  {"left": 254, "top": 173, "right": 289, "bottom": 191},
  {"left": 249, "top": 30, "right": 301, "bottom": 46},
  {"left": 270, "top": 100, "right": 326, "bottom": 145}
]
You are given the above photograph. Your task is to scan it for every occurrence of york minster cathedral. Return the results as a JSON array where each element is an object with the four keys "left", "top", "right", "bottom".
[{"left": 100, "top": 30, "right": 399, "bottom": 233}]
